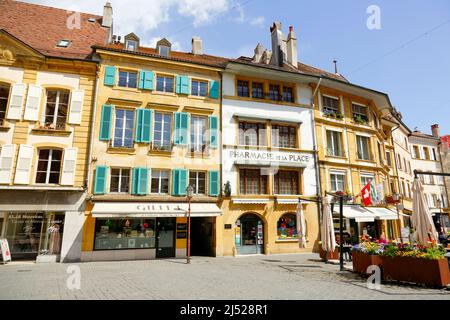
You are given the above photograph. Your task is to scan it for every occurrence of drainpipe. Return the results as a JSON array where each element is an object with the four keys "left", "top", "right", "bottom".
[
  {"left": 85, "top": 65, "right": 101, "bottom": 196},
  {"left": 437, "top": 141, "right": 449, "bottom": 208}
]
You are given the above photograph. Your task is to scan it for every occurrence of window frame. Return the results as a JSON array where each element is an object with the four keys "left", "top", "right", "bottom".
[
  {"left": 43, "top": 89, "right": 70, "bottom": 130},
  {"left": 322, "top": 95, "right": 340, "bottom": 115},
  {"left": 112, "top": 108, "right": 135, "bottom": 148},
  {"left": 109, "top": 168, "right": 131, "bottom": 193},
  {"left": 237, "top": 80, "right": 250, "bottom": 98},
  {"left": 118, "top": 69, "right": 138, "bottom": 89},
  {"left": 326, "top": 130, "right": 343, "bottom": 157},
  {"left": 35, "top": 148, "right": 63, "bottom": 185},
  {"left": 271, "top": 124, "right": 297, "bottom": 149},
  {"left": 239, "top": 168, "right": 268, "bottom": 195},
  {"left": 351, "top": 103, "right": 369, "bottom": 122},
  {"left": 356, "top": 135, "right": 371, "bottom": 160},
  {"left": 191, "top": 79, "right": 208, "bottom": 97},
  {"left": 330, "top": 171, "right": 346, "bottom": 192},
  {"left": 190, "top": 114, "right": 208, "bottom": 153},
  {"left": 189, "top": 171, "right": 206, "bottom": 195},
  {"left": 0, "top": 83, "right": 10, "bottom": 123},
  {"left": 152, "top": 111, "right": 172, "bottom": 150},
  {"left": 150, "top": 169, "right": 170, "bottom": 195},
  {"left": 156, "top": 74, "right": 175, "bottom": 93},
  {"left": 273, "top": 170, "right": 300, "bottom": 195},
  {"left": 238, "top": 121, "right": 267, "bottom": 147}
]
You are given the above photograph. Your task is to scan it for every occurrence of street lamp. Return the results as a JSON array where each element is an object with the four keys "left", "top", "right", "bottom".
[
  {"left": 186, "top": 184, "right": 194, "bottom": 264},
  {"left": 392, "top": 193, "right": 402, "bottom": 242}
]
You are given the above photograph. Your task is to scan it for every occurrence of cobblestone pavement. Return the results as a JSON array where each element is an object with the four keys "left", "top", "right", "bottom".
[{"left": 0, "top": 254, "right": 449, "bottom": 300}]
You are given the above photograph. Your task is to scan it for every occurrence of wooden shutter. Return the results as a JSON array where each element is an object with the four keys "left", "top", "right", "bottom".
[
  {"left": 23, "top": 85, "right": 42, "bottom": 121},
  {"left": 0, "top": 144, "right": 16, "bottom": 184},
  {"left": 209, "top": 80, "right": 219, "bottom": 99},
  {"left": 94, "top": 166, "right": 107, "bottom": 194},
  {"left": 209, "top": 115, "right": 218, "bottom": 149},
  {"left": 60, "top": 148, "right": 77, "bottom": 185},
  {"left": 144, "top": 71, "right": 154, "bottom": 90},
  {"left": 99, "top": 104, "right": 113, "bottom": 141},
  {"left": 6, "top": 83, "right": 26, "bottom": 120},
  {"left": 209, "top": 170, "right": 220, "bottom": 196},
  {"left": 176, "top": 76, "right": 189, "bottom": 94},
  {"left": 138, "top": 168, "right": 148, "bottom": 195},
  {"left": 104, "top": 66, "right": 116, "bottom": 86},
  {"left": 68, "top": 90, "right": 84, "bottom": 124},
  {"left": 174, "top": 112, "right": 189, "bottom": 145},
  {"left": 141, "top": 109, "right": 152, "bottom": 143},
  {"left": 178, "top": 169, "right": 187, "bottom": 196},
  {"left": 14, "top": 144, "right": 34, "bottom": 184},
  {"left": 172, "top": 169, "right": 179, "bottom": 196},
  {"left": 132, "top": 167, "right": 139, "bottom": 195},
  {"left": 135, "top": 108, "right": 143, "bottom": 142}
]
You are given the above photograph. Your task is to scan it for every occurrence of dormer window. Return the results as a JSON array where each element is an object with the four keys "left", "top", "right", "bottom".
[
  {"left": 156, "top": 38, "right": 172, "bottom": 58},
  {"left": 57, "top": 40, "right": 71, "bottom": 48},
  {"left": 123, "top": 32, "right": 140, "bottom": 52}
]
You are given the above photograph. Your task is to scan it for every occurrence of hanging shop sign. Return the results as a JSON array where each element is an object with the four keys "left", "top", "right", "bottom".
[{"left": 0, "top": 238, "right": 11, "bottom": 263}]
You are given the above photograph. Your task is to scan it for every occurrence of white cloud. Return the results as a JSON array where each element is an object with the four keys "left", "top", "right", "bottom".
[
  {"left": 250, "top": 16, "right": 265, "bottom": 28},
  {"left": 177, "top": 0, "right": 230, "bottom": 27}
]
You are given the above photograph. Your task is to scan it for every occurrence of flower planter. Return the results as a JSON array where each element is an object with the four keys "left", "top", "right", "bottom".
[
  {"left": 352, "top": 251, "right": 382, "bottom": 275},
  {"left": 319, "top": 245, "right": 339, "bottom": 260},
  {"left": 381, "top": 256, "right": 450, "bottom": 287}
]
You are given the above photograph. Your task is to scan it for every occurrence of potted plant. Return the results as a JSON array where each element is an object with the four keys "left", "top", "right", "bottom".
[
  {"left": 352, "top": 238, "right": 384, "bottom": 275},
  {"left": 353, "top": 114, "right": 368, "bottom": 125}
]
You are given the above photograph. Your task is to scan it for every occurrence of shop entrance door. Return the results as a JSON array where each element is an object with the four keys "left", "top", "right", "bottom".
[
  {"left": 156, "top": 218, "right": 176, "bottom": 258},
  {"left": 235, "top": 214, "right": 264, "bottom": 255}
]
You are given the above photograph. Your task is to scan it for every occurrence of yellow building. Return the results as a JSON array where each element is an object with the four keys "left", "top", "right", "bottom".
[
  {"left": 0, "top": 1, "right": 110, "bottom": 262},
  {"left": 80, "top": 34, "right": 226, "bottom": 261},
  {"left": 313, "top": 78, "right": 401, "bottom": 241}
]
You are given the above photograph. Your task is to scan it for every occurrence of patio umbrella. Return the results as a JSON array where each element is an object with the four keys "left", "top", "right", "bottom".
[
  {"left": 296, "top": 201, "right": 307, "bottom": 248},
  {"left": 412, "top": 178, "right": 439, "bottom": 245},
  {"left": 321, "top": 195, "right": 336, "bottom": 253}
]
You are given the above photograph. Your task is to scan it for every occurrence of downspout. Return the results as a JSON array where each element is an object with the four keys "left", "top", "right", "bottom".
[
  {"left": 310, "top": 77, "right": 323, "bottom": 250},
  {"left": 390, "top": 123, "right": 402, "bottom": 200},
  {"left": 437, "top": 141, "right": 449, "bottom": 208}
]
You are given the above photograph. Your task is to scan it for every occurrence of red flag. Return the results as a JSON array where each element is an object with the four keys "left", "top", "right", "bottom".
[{"left": 361, "top": 181, "right": 372, "bottom": 206}]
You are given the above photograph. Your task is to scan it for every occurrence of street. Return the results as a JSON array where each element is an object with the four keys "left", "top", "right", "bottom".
[{"left": 0, "top": 254, "right": 448, "bottom": 300}]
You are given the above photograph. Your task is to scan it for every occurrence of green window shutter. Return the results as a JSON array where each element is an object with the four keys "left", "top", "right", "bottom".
[
  {"left": 209, "top": 170, "right": 219, "bottom": 196},
  {"left": 175, "top": 75, "right": 182, "bottom": 94},
  {"left": 132, "top": 168, "right": 140, "bottom": 195},
  {"left": 138, "top": 168, "right": 148, "bottom": 195},
  {"left": 209, "top": 80, "right": 219, "bottom": 99},
  {"left": 140, "top": 70, "right": 154, "bottom": 90},
  {"left": 99, "top": 104, "right": 113, "bottom": 141},
  {"left": 135, "top": 108, "right": 143, "bottom": 142},
  {"left": 209, "top": 115, "right": 218, "bottom": 149},
  {"left": 104, "top": 66, "right": 116, "bottom": 86},
  {"left": 181, "top": 76, "right": 190, "bottom": 94},
  {"left": 174, "top": 112, "right": 189, "bottom": 145},
  {"left": 141, "top": 109, "right": 152, "bottom": 143},
  {"left": 94, "top": 166, "right": 107, "bottom": 194},
  {"left": 172, "top": 169, "right": 180, "bottom": 196},
  {"left": 178, "top": 169, "right": 188, "bottom": 196}
]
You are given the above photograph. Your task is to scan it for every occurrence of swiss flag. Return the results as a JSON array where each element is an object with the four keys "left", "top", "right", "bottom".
[{"left": 361, "top": 181, "right": 372, "bottom": 206}]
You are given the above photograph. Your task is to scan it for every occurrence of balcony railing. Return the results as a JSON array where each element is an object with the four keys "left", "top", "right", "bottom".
[
  {"left": 357, "top": 151, "right": 374, "bottom": 161},
  {"left": 239, "top": 92, "right": 295, "bottom": 103},
  {"left": 149, "top": 142, "right": 173, "bottom": 152}
]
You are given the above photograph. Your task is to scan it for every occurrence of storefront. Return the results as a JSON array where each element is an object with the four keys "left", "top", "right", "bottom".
[
  {"left": 235, "top": 213, "right": 264, "bottom": 255},
  {"left": 0, "top": 189, "right": 86, "bottom": 262},
  {"left": 81, "top": 202, "right": 221, "bottom": 261}
]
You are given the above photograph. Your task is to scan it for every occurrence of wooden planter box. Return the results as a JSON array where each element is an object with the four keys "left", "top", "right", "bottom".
[
  {"left": 319, "top": 245, "right": 339, "bottom": 260},
  {"left": 381, "top": 256, "right": 450, "bottom": 287},
  {"left": 352, "top": 251, "right": 382, "bottom": 275}
]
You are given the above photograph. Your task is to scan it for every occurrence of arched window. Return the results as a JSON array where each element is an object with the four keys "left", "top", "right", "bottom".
[
  {"left": 277, "top": 213, "right": 298, "bottom": 240},
  {"left": 35, "top": 149, "right": 62, "bottom": 184}
]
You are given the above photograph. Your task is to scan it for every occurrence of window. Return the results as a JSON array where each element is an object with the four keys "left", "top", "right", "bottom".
[
  {"left": 237, "top": 80, "right": 250, "bottom": 97},
  {"left": 373, "top": 112, "right": 379, "bottom": 129},
  {"left": 0, "top": 84, "right": 9, "bottom": 124},
  {"left": 156, "top": 75, "right": 174, "bottom": 93},
  {"left": 386, "top": 151, "right": 392, "bottom": 167},
  {"left": 360, "top": 174, "right": 374, "bottom": 188},
  {"left": 277, "top": 213, "right": 299, "bottom": 240},
  {"left": 330, "top": 172, "right": 346, "bottom": 192},
  {"left": 44, "top": 90, "right": 69, "bottom": 129},
  {"left": 191, "top": 80, "right": 208, "bottom": 97},
  {"left": 408, "top": 161, "right": 412, "bottom": 174},
  {"left": 272, "top": 125, "right": 296, "bottom": 148},
  {"left": 269, "top": 84, "right": 280, "bottom": 101},
  {"left": 404, "top": 137, "right": 408, "bottom": 149},
  {"left": 322, "top": 96, "right": 339, "bottom": 115},
  {"left": 252, "top": 82, "right": 263, "bottom": 99},
  {"left": 118, "top": 70, "right": 137, "bottom": 88},
  {"left": 423, "top": 147, "right": 430, "bottom": 160},
  {"left": 401, "top": 181, "right": 406, "bottom": 196},
  {"left": 407, "top": 184, "right": 411, "bottom": 198},
  {"left": 352, "top": 104, "right": 368, "bottom": 122},
  {"left": 150, "top": 170, "right": 169, "bottom": 194},
  {"left": 356, "top": 135, "right": 371, "bottom": 160},
  {"left": 403, "top": 158, "right": 408, "bottom": 173},
  {"left": 126, "top": 40, "right": 137, "bottom": 51},
  {"left": 431, "top": 148, "right": 437, "bottom": 161},
  {"left": 153, "top": 112, "right": 172, "bottom": 150},
  {"left": 282, "top": 86, "right": 294, "bottom": 103},
  {"left": 397, "top": 154, "right": 402, "bottom": 171},
  {"left": 189, "top": 171, "right": 206, "bottom": 195},
  {"left": 412, "top": 145, "right": 420, "bottom": 159},
  {"left": 94, "top": 218, "right": 156, "bottom": 250},
  {"left": 326, "top": 130, "right": 343, "bottom": 157},
  {"left": 110, "top": 168, "right": 130, "bottom": 193},
  {"left": 158, "top": 46, "right": 170, "bottom": 57},
  {"left": 57, "top": 40, "right": 71, "bottom": 48},
  {"left": 239, "top": 169, "right": 267, "bottom": 194},
  {"left": 35, "top": 149, "right": 62, "bottom": 184},
  {"left": 274, "top": 170, "right": 299, "bottom": 195},
  {"left": 377, "top": 143, "right": 383, "bottom": 164},
  {"left": 190, "top": 115, "right": 207, "bottom": 152},
  {"left": 238, "top": 122, "right": 266, "bottom": 146},
  {"left": 113, "top": 109, "right": 134, "bottom": 148}
]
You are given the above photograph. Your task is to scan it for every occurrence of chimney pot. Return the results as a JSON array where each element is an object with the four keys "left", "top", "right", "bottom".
[
  {"left": 431, "top": 124, "right": 440, "bottom": 137},
  {"left": 289, "top": 25, "right": 293, "bottom": 33}
]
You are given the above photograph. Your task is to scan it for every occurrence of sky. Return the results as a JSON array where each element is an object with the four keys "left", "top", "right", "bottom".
[{"left": 24, "top": 0, "right": 450, "bottom": 135}]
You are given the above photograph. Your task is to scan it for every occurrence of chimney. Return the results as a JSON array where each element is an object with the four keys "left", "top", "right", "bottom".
[
  {"left": 102, "top": 2, "right": 113, "bottom": 28},
  {"left": 286, "top": 25, "right": 298, "bottom": 67},
  {"left": 253, "top": 43, "right": 264, "bottom": 63},
  {"left": 431, "top": 124, "right": 440, "bottom": 138},
  {"left": 269, "top": 22, "right": 286, "bottom": 67},
  {"left": 191, "top": 36, "right": 202, "bottom": 55},
  {"left": 261, "top": 50, "right": 272, "bottom": 64}
]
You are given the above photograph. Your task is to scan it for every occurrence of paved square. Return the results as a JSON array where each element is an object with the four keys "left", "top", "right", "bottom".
[{"left": 0, "top": 254, "right": 449, "bottom": 300}]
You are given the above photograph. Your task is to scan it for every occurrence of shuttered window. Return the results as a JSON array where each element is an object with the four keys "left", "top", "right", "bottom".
[
  {"left": 35, "top": 149, "right": 62, "bottom": 184},
  {"left": 44, "top": 90, "right": 69, "bottom": 129}
]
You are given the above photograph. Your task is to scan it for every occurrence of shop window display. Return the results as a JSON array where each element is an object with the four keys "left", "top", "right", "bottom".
[
  {"left": 94, "top": 218, "right": 156, "bottom": 250},
  {"left": 277, "top": 214, "right": 298, "bottom": 240}
]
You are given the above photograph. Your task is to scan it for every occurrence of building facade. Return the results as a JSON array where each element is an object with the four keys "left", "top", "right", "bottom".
[
  {"left": 0, "top": 1, "right": 110, "bottom": 262},
  {"left": 80, "top": 34, "right": 226, "bottom": 261}
]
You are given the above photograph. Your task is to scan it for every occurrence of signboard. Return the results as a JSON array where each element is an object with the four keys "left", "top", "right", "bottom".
[
  {"left": 401, "top": 227, "right": 410, "bottom": 239},
  {"left": 224, "top": 224, "right": 232, "bottom": 229},
  {"left": 177, "top": 223, "right": 187, "bottom": 231},
  {"left": 228, "top": 148, "right": 312, "bottom": 167},
  {"left": 176, "top": 232, "right": 187, "bottom": 239},
  {"left": 0, "top": 238, "right": 11, "bottom": 263},
  {"left": 257, "top": 223, "right": 263, "bottom": 245}
]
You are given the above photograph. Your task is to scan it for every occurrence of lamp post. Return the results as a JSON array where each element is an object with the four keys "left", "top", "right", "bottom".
[
  {"left": 392, "top": 193, "right": 402, "bottom": 242},
  {"left": 186, "top": 184, "right": 194, "bottom": 264}
]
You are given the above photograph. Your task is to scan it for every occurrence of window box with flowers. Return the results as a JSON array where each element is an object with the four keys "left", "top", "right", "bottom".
[
  {"left": 353, "top": 114, "right": 369, "bottom": 125},
  {"left": 324, "top": 111, "right": 344, "bottom": 121},
  {"left": 351, "top": 239, "right": 384, "bottom": 275}
]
